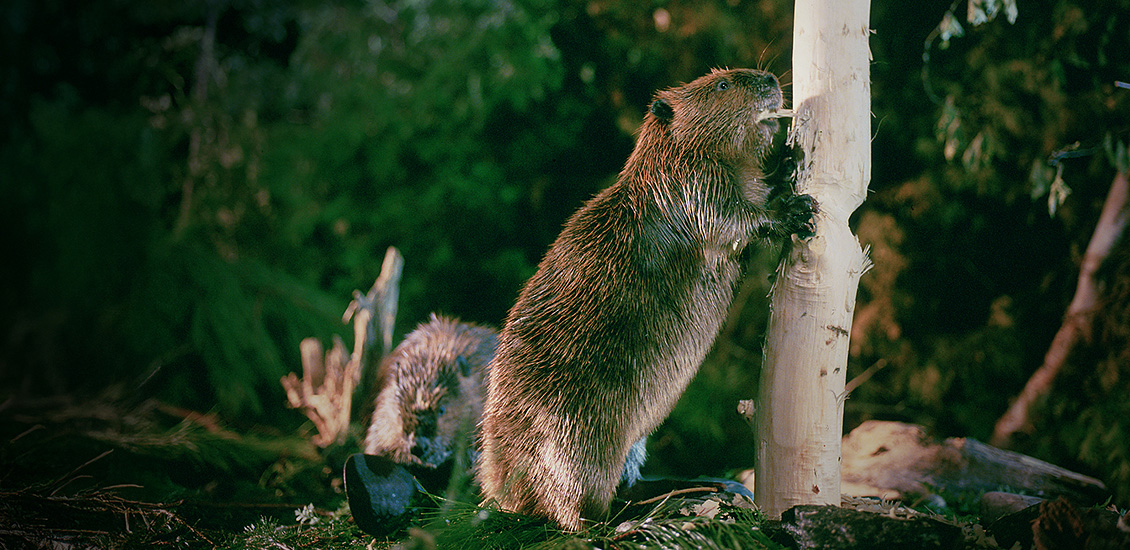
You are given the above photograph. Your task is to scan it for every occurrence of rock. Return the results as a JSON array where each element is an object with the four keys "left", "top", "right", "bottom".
[
  {"left": 345, "top": 453, "right": 451, "bottom": 538},
  {"left": 765, "top": 504, "right": 962, "bottom": 550},
  {"left": 980, "top": 491, "right": 1044, "bottom": 523}
]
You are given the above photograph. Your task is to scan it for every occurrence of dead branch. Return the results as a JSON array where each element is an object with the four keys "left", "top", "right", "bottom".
[
  {"left": 281, "top": 246, "right": 403, "bottom": 447},
  {"left": 991, "top": 162, "right": 1130, "bottom": 449},
  {"left": 0, "top": 490, "right": 218, "bottom": 547}
]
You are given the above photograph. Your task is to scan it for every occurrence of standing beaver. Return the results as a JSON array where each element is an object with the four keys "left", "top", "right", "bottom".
[
  {"left": 477, "top": 68, "right": 816, "bottom": 531},
  {"left": 364, "top": 314, "right": 497, "bottom": 469}
]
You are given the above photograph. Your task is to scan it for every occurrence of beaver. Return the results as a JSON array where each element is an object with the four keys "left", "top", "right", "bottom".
[
  {"left": 477, "top": 68, "right": 816, "bottom": 531},
  {"left": 363, "top": 313, "right": 497, "bottom": 469},
  {"left": 348, "top": 314, "right": 495, "bottom": 537}
]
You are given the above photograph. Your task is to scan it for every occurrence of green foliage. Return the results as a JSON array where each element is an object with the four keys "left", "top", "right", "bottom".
[
  {"left": 220, "top": 507, "right": 371, "bottom": 550},
  {"left": 216, "top": 497, "right": 779, "bottom": 550},
  {"left": 922, "top": 0, "right": 1130, "bottom": 203},
  {"left": 1035, "top": 245, "right": 1130, "bottom": 503},
  {"left": 275, "top": 0, "right": 569, "bottom": 323},
  {"left": 1, "top": 0, "right": 576, "bottom": 419},
  {"left": 120, "top": 239, "right": 346, "bottom": 415},
  {"left": 851, "top": 0, "right": 1130, "bottom": 507},
  {"left": 0, "top": 396, "right": 331, "bottom": 506},
  {"left": 0, "top": 0, "right": 796, "bottom": 427}
]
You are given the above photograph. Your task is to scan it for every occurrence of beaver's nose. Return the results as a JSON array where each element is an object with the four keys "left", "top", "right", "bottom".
[
  {"left": 734, "top": 70, "right": 779, "bottom": 92},
  {"left": 410, "top": 439, "right": 428, "bottom": 460}
]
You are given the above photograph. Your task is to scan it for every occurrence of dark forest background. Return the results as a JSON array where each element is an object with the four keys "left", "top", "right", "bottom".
[{"left": 3, "top": 0, "right": 1130, "bottom": 508}]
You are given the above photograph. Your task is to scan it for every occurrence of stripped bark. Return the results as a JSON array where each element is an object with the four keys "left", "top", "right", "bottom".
[{"left": 754, "top": 0, "right": 873, "bottom": 518}]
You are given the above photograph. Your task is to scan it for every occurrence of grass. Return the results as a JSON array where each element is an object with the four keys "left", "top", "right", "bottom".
[{"left": 381, "top": 487, "right": 784, "bottom": 550}]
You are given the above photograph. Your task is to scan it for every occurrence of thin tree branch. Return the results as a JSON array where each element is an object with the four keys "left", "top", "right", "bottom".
[{"left": 991, "top": 161, "right": 1130, "bottom": 448}]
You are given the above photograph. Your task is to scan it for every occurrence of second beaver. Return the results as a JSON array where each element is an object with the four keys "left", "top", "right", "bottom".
[
  {"left": 350, "top": 314, "right": 496, "bottom": 537},
  {"left": 364, "top": 314, "right": 497, "bottom": 469},
  {"left": 477, "top": 68, "right": 816, "bottom": 531}
]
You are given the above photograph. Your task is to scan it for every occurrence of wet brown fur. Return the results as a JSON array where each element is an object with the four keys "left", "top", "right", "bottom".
[
  {"left": 364, "top": 314, "right": 497, "bottom": 469},
  {"left": 478, "top": 68, "right": 815, "bottom": 530}
]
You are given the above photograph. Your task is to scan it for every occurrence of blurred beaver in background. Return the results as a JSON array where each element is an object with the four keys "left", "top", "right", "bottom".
[
  {"left": 477, "top": 68, "right": 816, "bottom": 531},
  {"left": 364, "top": 313, "right": 497, "bottom": 468},
  {"left": 346, "top": 314, "right": 496, "bottom": 537}
]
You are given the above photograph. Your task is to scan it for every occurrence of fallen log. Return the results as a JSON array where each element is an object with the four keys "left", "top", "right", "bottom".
[{"left": 841, "top": 420, "right": 1108, "bottom": 506}]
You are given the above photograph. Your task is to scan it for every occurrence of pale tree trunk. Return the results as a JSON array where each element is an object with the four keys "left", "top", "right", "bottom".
[{"left": 754, "top": 0, "right": 872, "bottom": 518}]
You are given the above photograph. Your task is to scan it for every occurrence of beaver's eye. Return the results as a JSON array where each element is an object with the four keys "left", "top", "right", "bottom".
[{"left": 716, "top": 80, "right": 730, "bottom": 91}]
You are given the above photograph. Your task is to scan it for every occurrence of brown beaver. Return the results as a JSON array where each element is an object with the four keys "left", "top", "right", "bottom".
[
  {"left": 477, "top": 68, "right": 816, "bottom": 531},
  {"left": 363, "top": 313, "right": 497, "bottom": 469},
  {"left": 349, "top": 314, "right": 495, "bottom": 538}
]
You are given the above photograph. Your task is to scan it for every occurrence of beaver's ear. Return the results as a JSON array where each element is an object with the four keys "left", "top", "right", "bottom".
[
  {"left": 650, "top": 98, "right": 674, "bottom": 122},
  {"left": 455, "top": 356, "right": 472, "bottom": 378}
]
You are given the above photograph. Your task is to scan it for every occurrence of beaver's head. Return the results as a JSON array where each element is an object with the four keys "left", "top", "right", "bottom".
[
  {"left": 649, "top": 68, "right": 783, "bottom": 165},
  {"left": 390, "top": 353, "right": 474, "bottom": 467}
]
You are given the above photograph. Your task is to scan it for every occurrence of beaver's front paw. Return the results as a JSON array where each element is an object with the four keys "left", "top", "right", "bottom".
[{"left": 783, "top": 193, "right": 817, "bottom": 238}]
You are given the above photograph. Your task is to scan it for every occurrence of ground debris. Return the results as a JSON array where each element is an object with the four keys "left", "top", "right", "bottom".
[
  {"left": 764, "top": 503, "right": 962, "bottom": 550},
  {"left": 987, "top": 496, "right": 1130, "bottom": 550}
]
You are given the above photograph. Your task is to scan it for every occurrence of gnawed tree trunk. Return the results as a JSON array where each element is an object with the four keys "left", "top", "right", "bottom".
[
  {"left": 754, "top": 0, "right": 872, "bottom": 518},
  {"left": 991, "top": 162, "right": 1130, "bottom": 449}
]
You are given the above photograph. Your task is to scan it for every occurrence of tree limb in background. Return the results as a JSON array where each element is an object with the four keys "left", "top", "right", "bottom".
[
  {"left": 992, "top": 162, "right": 1130, "bottom": 449},
  {"left": 174, "top": 5, "right": 219, "bottom": 237},
  {"left": 281, "top": 247, "right": 403, "bottom": 447}
]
